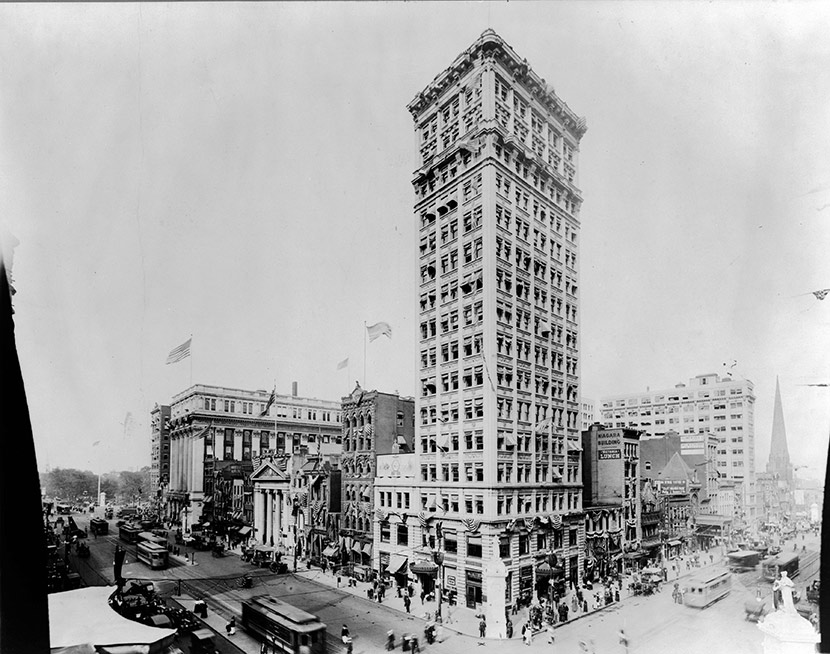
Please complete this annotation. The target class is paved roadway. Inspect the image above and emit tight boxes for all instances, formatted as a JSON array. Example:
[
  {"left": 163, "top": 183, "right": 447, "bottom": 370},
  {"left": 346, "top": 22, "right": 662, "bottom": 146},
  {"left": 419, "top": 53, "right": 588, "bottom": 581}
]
[{"left": 69, "top": 510, "right": 821, "bottom": 654}]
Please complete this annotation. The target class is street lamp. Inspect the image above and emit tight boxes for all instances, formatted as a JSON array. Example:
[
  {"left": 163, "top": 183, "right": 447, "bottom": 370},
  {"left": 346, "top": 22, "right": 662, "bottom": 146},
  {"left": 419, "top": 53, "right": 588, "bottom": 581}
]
[{"left": 433, "top": 550, "right": 445, "bottom": 620}]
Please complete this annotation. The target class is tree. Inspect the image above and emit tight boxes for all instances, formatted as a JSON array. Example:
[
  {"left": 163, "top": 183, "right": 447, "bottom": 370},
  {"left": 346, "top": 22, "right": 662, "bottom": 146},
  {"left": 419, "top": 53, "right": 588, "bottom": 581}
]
[{"left": 120, "top": 470, "right": 146, "bottom": 502}]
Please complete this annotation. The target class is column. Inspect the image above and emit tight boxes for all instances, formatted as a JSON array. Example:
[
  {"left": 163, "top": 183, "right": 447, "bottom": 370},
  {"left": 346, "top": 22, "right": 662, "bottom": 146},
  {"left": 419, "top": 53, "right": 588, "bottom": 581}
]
[
  {"left": 276, "top": 491, "right": 283, "bottom": 549},
  {"left": 266, "top": 491, "right": 274, "bottom": 546},
  {"left": 254, "top": 489, "right": 264, "bottom": 544}
]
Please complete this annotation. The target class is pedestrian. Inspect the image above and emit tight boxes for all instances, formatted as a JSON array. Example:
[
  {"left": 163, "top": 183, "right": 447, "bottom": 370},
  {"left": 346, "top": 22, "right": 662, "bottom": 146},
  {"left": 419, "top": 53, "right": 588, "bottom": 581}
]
[
  {"left": 479, "top": 617, "right": 486, "bottom": 638},
  {"left": 337, "top": 575, "right": 342, "bottom": 588},
  {"left": 404, "top": 595, "right": 411, "bottom": 613},
  {"left": 387, "top": 630, "right": 396, "bottom": 651},
  {"left": 582, "top": 599, "right": 588, "bottom": 613},
  {"left": 523, "top": 624, "right": 532, "bottom": 646},
  {"left": 226, "top": 617, "right": 236, "bottom": 636},
  {"left": 618, "top": 628, "right": 629, "bottom": 654},
  {"left": 410, "top": 635, "right": 420, "bottom": 654},
  {"left": 614, "top": 589, "right": 620, "bottom": 603},
  {"left": 420, "top": 589, "right": 426, "bottom": 605},
  {"left": 341, "top": 624, "right": 350, "bottom": 641},
  {"left": 547, "top": 623, "right": 556, "bottom": 645},
  {"left": 506, "top": 618, "right": 513, "bottom": 639}
]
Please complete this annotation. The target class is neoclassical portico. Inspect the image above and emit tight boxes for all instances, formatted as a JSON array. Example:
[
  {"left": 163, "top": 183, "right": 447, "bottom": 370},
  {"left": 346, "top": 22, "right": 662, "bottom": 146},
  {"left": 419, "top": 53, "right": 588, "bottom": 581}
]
[{"left": 251, "top": 460, "right": 291, "bottom": 549}]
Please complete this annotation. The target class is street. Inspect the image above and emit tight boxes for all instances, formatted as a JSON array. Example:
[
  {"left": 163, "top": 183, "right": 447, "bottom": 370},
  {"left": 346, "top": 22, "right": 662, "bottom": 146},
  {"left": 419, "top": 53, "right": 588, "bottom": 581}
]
[{"left": 65, "top": 510, "right": 822, "bottom": 654}]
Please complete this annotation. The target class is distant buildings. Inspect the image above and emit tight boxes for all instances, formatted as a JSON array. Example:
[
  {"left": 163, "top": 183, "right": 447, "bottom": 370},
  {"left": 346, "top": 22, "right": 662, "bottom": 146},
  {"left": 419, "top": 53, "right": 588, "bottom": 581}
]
[
  {"left": 149, "top": 403, "right": 171, "bottom": 494},
  {"left": 600, "top": 373, "right": 756, "bottom": 525},
  {"left": 758, "top": 378, "right": 795, "bottom": 527},
  {"left": 399, "top": 28, "right": 587, "bottom": 631}
]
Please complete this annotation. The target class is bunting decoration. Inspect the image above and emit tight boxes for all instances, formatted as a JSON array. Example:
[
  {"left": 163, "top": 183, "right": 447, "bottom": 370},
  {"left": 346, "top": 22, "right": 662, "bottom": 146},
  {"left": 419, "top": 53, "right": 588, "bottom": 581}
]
[
  {"left": 461, "top": 518, "right": 481, "bottom": 533},
  {"left": 418, "top": 510, "right": 430, "bottom": 529},
  {"left": 550, "top": 514, "right": 563, "bottom": 529},
  {"left": 523, "top": 517, "right": 535, "bottom": 531},
  {"left": 376, "top": 508, "right": 388, "bottom": 521}
]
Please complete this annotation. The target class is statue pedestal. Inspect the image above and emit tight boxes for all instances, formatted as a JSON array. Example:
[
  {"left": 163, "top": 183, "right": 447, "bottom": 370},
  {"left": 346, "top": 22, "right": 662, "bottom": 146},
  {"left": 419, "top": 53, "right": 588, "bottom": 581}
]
[
  {"left": 757, "top": 609, "right": 819, "bottom": 654},
  {"left": 483, "top": 559, "right": 508, "bottom": 639}
]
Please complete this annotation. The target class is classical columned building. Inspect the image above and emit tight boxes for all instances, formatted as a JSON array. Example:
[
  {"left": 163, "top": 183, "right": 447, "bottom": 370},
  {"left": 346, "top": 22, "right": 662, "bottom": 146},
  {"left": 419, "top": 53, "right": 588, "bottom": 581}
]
[
  {"left": 396, "top": 30, "right": 587, "bottom": 635},
  {"left": 250, "top": 458, "right": 290, "bottom": 549},
  {"left": 160, "top": 383, "right": 341, "bottom": 530}
]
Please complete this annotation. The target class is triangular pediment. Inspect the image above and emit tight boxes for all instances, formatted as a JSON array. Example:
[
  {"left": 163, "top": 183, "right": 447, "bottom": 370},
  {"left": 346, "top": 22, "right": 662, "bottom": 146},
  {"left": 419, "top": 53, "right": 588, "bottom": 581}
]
[{"left": 251, "top": 460, "right": 289, "bottom": 482}]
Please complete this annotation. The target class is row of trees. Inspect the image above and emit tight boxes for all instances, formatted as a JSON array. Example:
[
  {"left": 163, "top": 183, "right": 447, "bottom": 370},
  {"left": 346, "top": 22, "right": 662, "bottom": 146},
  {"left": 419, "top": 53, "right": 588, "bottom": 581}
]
[{"left": 40, "top": 467, "right": 152, "bottom": 504}]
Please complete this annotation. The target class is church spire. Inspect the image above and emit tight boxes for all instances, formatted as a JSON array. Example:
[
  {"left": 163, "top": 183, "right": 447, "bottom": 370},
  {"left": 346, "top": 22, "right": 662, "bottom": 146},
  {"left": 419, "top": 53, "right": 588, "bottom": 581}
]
[{"left": 766, "top": 376, "right": 792, "bottom": 482}]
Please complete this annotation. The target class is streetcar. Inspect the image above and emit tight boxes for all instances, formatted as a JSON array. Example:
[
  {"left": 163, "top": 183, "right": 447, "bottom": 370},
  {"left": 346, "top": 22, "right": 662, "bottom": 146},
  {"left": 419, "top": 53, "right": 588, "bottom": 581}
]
[
  {"left": 726, "top": 550, "right": 761, "bottom": 573},
  {"left": 136, "top": 541, "right": 169, "bottom": 570},
  {"left": 761, "top": 553, "right": 799, "bottom": 582},
  {"left": 241, "top": 594, "right": 327, "bottom": 654},
  {"left": 684, "top": 571, "right": 732, "bottom": 608},
  {"left": 138, "top": 531, "right": 167, "bottom": 546},
  {"left": 119, "top": 524, "right": 143, "bottom": 544},
  {"left": 89, "top": 517, "right": 109, "bottom": 536}
]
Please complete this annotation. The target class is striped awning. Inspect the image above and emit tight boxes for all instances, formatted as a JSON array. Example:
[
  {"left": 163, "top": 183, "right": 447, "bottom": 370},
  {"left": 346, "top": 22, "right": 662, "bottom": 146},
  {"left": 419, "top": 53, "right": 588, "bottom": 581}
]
[{"left": 385, "top": 554, "right": 408, "bottom": 574}]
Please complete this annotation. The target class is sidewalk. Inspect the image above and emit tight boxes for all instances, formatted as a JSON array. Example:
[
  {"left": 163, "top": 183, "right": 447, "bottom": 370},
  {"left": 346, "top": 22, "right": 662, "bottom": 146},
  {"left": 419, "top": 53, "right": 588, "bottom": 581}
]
[
  {"left": 178, "top": 593, "right": 261, "bottom": 652},
  {"left": 290, "top": 548, "right": 726, "bottom": 640}
]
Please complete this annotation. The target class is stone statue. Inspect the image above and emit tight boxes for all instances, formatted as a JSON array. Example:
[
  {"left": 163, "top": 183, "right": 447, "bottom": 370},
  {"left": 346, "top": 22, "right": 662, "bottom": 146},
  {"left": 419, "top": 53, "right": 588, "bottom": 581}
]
[{"left": 778, "top": 571, "right": 795, "bottom": 613}]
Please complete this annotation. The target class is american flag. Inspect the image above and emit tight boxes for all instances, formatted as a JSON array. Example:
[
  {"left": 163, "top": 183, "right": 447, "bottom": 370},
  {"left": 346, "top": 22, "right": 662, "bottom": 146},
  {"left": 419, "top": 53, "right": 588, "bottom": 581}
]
[{"left": 165, "top": 338, "right": 191, "bottom": 365}]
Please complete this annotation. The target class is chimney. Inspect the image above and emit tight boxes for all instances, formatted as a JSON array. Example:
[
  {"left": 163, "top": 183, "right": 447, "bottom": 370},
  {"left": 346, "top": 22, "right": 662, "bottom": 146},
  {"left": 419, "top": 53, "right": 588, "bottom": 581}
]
[{"left": 292, "top": 381, "right": 298, "bottom": 397}]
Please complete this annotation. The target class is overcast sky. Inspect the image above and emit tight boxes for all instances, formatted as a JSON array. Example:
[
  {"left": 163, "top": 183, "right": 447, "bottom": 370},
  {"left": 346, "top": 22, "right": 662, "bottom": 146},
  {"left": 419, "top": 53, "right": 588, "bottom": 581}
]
[{"left": 2, "top": 3, "right": 829, "bottom": 480}]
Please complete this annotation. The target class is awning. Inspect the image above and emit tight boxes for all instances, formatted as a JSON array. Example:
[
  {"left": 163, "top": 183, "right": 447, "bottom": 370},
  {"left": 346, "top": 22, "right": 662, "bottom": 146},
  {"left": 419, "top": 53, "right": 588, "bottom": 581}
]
[
  {"left": 322, "top": 545, "right": 338, "bottom": 557},
  {"left": 504, "top": 433, "right": 517, "bottom": 447},
  {"left": 363, "top": 543, "right": 373, "bottom": 557},
  {"left": 202, "top": 496, "right": 213, "bottom": 504},
  {"left": 437, "top": 433, "right": 451, "bottom": 449},
  {"left": 668, "top": 540, "right": 682, "bottom": 547},
  {"left": 410, "top": 561, "right": 439, "bottom": 576},
  {"left": 352, "top": 541, "right": 364, "bottom": 554},
  {"left": 623, "top": 551, "right": 646, "bottom": 559},
  {"left": 237, "top": 526, "right": 252, "bottom": 536},
  {"left": 395, "top": 435, "right": 408, "bottom": 446},
  {"left": 386, "top": 554, "right": 408, "bottom": 574}
]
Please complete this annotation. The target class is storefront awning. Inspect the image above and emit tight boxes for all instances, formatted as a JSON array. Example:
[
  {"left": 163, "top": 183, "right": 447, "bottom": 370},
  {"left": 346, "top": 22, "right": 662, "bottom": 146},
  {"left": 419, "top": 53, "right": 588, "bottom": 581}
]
[
  {"left": 237, "top": 526, "right": 252, "bottom": 536},
  {"left": 202, "top": 495, "right": 213, "bottom": 504},
  {"left": 410, "top": 561, "right": 439, "bottom": 576},
  {"left": 668, "top": 540, "right": 682, "bottom": 547},
  {"left": 322, "top": 545, "right": 338, "bottom": 557},
  {"left": 352, "top": 541, "right": 364, "bottom": 554},
  {"left": 363, "top": 543, "right": 373, "bottom": 557},
  {"left": 386, "top": 554, "right": 408, "bottom": 574},
  {"left": 623, "top": 551, "right": 646, "bottom": 559}
]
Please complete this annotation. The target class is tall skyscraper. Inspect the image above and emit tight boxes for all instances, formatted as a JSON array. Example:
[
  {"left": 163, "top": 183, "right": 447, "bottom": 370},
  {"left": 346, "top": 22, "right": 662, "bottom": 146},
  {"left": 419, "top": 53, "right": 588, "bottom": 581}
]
[
  {"left": 600, "top": 373, "right": 756, "bottom": 522},
  {"left": 406, "top": 30, "right": 587, "bottom": 628}
]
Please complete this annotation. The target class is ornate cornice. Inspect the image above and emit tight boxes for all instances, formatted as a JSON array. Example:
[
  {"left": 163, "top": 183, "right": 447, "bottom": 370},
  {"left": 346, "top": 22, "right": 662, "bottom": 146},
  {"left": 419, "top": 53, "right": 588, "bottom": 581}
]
[{"left": 407, "top": 29, "right": 586, "bottom": 140}]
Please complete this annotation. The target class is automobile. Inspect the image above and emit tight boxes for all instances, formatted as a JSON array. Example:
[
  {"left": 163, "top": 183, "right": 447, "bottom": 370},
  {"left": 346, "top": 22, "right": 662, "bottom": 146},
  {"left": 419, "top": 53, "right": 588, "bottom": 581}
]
[{"left": 806, "top": 580, "right": 820, "bottom": 603}]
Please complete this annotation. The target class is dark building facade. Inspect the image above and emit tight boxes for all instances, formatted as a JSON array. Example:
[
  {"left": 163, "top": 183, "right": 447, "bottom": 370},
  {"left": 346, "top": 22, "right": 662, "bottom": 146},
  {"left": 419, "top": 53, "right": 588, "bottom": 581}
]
[{"left": 340, "top": 384, "right": 415, "bottom": 572}]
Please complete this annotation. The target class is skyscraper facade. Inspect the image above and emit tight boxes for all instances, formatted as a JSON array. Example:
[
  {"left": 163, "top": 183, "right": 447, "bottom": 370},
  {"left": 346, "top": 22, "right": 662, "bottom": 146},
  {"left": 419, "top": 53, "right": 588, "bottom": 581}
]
[
  {"left": 600, "top": 373, "right": 756, "bottom": 523},
  {"left": 404, "top": 30, "right": 587, "bottom": 625}
]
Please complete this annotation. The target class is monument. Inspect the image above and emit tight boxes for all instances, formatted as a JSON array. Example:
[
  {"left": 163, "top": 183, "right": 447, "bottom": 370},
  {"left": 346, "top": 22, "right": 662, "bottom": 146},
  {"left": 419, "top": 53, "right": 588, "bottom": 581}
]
[{"left": 757, "top": 571, "right": 820, "bottom": 654}]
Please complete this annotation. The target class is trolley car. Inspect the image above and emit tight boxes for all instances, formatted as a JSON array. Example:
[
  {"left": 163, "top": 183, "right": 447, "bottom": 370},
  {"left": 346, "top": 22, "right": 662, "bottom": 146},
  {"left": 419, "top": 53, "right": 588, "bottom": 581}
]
[
  {"left": 761, "top": 553, "right": 799, "bottom": 582},
  {"left": 119, "top": 524, "right": 143, "bottom": 544},
  {"left": 136, "top": 541, "right": 169, "bottom": 570},
  {"left": 241, "top": 594, "right": 327, "bottom": 654},
  {"left": 726, "top": 550, "right": 761, "bottom": 573},
  {"left": 684, "top": 571, "right": 732, "bottom": 608}
]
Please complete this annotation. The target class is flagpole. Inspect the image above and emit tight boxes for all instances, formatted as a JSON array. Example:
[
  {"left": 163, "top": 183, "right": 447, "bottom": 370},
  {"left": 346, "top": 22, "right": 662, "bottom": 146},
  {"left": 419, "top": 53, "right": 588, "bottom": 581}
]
[
  {"left": 189, "top": 333, "right": 193, "bottom": 386},
  {"left": 273, "top": 379, "right": 278, "bottom": 455},
  {"left": 363, "top": 321, "right": 367, "bottom": 388}
]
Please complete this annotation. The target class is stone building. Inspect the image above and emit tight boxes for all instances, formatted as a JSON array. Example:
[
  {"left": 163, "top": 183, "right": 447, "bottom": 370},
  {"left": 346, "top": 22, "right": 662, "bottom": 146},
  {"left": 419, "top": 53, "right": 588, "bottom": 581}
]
[
  {"left": 161, "top": 383, "right": 341, "bottom": 532},
  {"left": 396, "top": 29, "right": 588, "bottom": 633},
  {"left": 340, "top": 384, "right": 415, "bottom": 576}
]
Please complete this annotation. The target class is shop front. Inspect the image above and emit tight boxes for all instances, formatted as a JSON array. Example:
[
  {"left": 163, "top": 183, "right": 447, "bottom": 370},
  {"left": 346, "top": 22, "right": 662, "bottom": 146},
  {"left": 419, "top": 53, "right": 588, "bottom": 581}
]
[{"left": 465, "top": 569, "right": 482, "bottom": 609}]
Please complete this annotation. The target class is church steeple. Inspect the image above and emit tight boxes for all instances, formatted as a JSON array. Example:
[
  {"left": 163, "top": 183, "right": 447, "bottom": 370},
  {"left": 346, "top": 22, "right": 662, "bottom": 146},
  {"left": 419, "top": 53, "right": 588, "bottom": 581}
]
[{"left": 766, "top": 377, "right": 792, "bottom": 482}]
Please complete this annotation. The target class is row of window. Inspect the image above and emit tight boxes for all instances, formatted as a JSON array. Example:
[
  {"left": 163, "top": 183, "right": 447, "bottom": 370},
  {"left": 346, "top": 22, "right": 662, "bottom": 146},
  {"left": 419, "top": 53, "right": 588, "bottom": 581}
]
[{"left": 202, "top": 397, "right": 340, "bottom": 422}]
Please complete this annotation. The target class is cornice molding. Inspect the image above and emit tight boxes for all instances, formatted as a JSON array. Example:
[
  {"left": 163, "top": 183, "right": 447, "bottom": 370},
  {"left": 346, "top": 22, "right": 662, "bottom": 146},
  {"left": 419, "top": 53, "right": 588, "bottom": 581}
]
[{"left": 407, "top": 29, "right": 586, "bottom": 140}]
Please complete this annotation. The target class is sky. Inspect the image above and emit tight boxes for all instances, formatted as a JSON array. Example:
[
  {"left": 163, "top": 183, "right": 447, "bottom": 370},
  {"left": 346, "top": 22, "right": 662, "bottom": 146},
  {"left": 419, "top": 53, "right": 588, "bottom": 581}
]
[{"left": 1, "top": 2, "right": 829, "bottom": 480}]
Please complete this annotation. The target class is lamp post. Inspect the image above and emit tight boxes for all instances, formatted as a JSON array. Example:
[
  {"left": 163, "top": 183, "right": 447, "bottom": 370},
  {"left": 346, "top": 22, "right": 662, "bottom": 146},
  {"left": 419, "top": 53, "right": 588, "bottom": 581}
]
[{"left": 433, "top": 550, "right": 445, "bottom": 620}]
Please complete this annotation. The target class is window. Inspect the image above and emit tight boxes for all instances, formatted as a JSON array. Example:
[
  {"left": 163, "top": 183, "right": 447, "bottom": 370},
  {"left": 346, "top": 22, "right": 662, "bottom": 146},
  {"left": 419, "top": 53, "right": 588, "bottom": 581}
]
[
  {"left": 380, "top": 523, "right": 390, "bottom": 543},
  {"left": 444, "top": 531, "right": 458, "bottom": 554},
  {"left": 396, "top": 524, "right": 408, "bottom": 546},
  {"left": 467, "top": 533, "right": 482, "bottom": 558},
  {"left": 518, "top": 534, "right": 529, "bottom": 555},
  {"left": 499, "top": 535, "right": 511, "bottom": 558},
  {"left": 242, "top": 430, "right": 252, "bottom": 461},
  {"left": 223, "top": 428, "right": 234, "bottom": 459}
]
